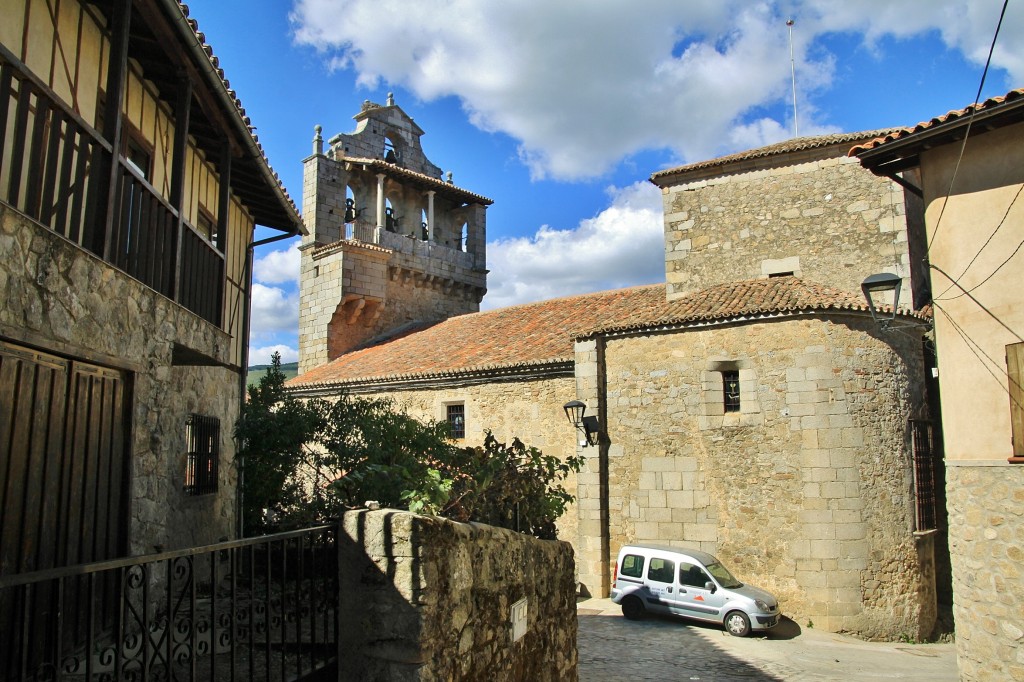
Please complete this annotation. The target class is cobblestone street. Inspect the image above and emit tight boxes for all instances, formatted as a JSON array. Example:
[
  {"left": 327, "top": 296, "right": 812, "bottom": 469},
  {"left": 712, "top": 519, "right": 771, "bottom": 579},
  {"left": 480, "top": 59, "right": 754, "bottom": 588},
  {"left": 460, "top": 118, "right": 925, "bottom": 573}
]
[{"left": 577, "top": 599, "right": 958, "bottom": 681}]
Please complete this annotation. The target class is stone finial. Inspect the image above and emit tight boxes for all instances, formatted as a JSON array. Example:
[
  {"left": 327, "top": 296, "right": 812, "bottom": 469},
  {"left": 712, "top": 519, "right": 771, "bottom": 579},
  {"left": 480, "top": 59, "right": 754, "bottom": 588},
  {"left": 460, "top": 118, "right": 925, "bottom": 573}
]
[
  {"left": 386, "top": 92, "right": 395, "bottom": 107},
  {"left": 313, "top": 124, "right": 323, "bottom": 155},
  {"left": 446, "top": 171, "right": 453, "bottom": 184}
]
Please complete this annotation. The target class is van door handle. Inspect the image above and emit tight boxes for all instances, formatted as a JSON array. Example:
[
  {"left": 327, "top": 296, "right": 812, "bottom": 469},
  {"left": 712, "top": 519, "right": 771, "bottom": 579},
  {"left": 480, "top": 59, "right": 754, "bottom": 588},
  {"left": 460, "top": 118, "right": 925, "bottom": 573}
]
[{"left": 666, "top": 587, "right": 672, "bottom": 593}]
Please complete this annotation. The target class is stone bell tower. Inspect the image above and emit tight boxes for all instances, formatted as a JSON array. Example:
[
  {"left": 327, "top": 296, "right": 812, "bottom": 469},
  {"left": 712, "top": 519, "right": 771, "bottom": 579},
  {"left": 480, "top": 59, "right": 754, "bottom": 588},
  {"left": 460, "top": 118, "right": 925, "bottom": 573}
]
[{"left": 298, "top": 94, "right": 491, "bottom": 374}]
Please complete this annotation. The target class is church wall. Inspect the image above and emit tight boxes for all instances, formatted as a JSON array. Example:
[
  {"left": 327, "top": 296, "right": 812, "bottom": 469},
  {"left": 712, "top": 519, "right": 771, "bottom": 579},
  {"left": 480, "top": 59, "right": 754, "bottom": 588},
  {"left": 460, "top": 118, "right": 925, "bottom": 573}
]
[
  {"left": 343, "top": 375, "right": 581, "bottom": 549},
  {"left": 575, "top": 315, "right": 936, "bottom": 639},
  {"left": 661, "top": 153, "right": 913, "bottom": 304}
]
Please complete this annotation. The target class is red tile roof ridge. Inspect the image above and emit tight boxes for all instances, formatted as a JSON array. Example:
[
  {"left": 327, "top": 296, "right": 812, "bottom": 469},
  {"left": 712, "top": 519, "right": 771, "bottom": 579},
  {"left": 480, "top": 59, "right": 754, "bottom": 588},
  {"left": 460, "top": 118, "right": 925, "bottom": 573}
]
[
  {"left": 849, "top": 88, "right": 1024, "bottom": 156},
  {"left": 288, "top": 278, "right": 928, "bottom": 390},
  {"left": 340, "top": 156, "right": 493, "bottom": 205},
  {"left": 574, "top": 276, "right": 928, "bottom": 338},
  {"left": 651, "top": 129, "right": 902, "bottom": 182}
]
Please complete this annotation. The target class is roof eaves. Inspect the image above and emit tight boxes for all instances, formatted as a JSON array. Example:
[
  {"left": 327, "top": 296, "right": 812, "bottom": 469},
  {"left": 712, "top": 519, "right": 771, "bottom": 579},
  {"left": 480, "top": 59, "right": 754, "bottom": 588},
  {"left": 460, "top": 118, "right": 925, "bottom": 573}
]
[
  {"left": 343, "top": 157, "right": 493, "bottom": 205},
  {"left": 171, "top": 2, "right": 304, "bottom": 234},
  {"left": 287, "top": 357, "right": 573, "bottom": 394},
  {"left": 651, "top": 130, "right": 901, "bottom": 186},
  {"left": 851, "top": 88, "right": 1024, "bottom": 166}
]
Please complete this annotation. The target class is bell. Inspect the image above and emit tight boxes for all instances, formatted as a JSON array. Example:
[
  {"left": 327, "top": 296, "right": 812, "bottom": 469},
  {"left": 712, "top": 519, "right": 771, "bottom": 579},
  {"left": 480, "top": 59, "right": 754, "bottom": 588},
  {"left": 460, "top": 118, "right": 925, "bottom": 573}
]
[{"left": 344, "top": 198, "right": 357, "bottom": 223}]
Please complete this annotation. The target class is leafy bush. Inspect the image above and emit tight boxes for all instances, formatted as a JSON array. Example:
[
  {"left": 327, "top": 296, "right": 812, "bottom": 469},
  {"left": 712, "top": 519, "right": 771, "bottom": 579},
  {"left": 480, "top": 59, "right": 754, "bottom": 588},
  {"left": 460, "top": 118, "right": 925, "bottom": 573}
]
[{"left": 235, "top": 353, "right": 582, "bottom": 539}]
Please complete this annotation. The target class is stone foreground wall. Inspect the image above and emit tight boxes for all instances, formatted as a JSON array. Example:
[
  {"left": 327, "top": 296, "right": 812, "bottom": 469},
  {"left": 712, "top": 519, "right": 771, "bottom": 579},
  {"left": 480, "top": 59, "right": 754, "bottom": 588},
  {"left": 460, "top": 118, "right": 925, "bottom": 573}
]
[
  {"left": 338, "top": 510, "right": 578, "bottom": 682},
  {"left": 0, "top": 205, "right": 238, "bottom": 555},
  {"left": 946, "top": 464, "right": 1024, "bottom": 681}
]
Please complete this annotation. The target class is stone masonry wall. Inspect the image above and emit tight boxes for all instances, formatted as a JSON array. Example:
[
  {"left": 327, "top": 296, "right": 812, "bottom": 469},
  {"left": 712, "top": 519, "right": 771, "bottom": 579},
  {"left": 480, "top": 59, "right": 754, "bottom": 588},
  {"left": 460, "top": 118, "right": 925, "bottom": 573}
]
[
  {"left": 661, "top": 152, "right": 912, "bottom": 304},
  {"left": 946, "top": 463, "right": 1024, "bottom": 681},
  {"left": 346, "top": 376, "right": 581, "bottom": 547},
  {"left": 337, "top": 510, "right": 578, "bottom": 682},
  {"left": 299, "top": 150, "right": 485, "bottom": 373},
  {"left": 574, "top": 315, "right": 935, "bottom": 639},
  {"left": 0, "top": 204, "right": 239, "bottom": 555}
]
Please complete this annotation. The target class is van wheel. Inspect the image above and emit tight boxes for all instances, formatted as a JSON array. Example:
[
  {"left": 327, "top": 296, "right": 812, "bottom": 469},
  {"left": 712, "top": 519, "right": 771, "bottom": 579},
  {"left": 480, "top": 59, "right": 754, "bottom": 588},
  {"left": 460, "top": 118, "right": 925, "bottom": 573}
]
[
  {"left": 725, "top": 610, "right": 751, "bottom": 637},
  {"left": 621, "top": 596, "right": 645, "bottom": 621}
]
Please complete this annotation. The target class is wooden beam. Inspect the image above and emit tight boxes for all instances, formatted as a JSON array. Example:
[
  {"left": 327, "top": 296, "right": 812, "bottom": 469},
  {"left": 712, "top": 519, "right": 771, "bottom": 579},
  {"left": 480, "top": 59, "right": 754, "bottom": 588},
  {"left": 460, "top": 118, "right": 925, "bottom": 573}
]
[
  {"left": 99, "top": 0, "right": 131, "bottom": 263},
  {"left": 169, "top": 70, "right": 191, "bottom": 209},
  {"left": 217, "top": 140, "right": 231, "bottom": 253}
]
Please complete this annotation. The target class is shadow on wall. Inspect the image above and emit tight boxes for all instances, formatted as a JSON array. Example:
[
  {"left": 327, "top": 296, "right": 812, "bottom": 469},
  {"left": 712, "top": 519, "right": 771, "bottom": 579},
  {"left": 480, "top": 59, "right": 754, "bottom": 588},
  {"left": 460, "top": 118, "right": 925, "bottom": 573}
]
[{"left": 337, "top": 509, "right": 578, "bottom": 682}]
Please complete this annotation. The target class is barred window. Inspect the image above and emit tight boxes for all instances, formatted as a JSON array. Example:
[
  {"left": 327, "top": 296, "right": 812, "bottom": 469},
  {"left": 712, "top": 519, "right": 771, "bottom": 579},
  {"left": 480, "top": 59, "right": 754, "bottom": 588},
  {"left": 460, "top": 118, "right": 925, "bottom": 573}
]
[
  {"left": 723, "top": 370, "right": 741, "bottom": 413},
  {"left": 447, "top": 404, "right": 465, "bottom": 440},
  {"left": 911, "top": 419, "right": 937, "bottom": 531},
  {"left": 184, "top": 414, "right": 219, "bottom": 495}
]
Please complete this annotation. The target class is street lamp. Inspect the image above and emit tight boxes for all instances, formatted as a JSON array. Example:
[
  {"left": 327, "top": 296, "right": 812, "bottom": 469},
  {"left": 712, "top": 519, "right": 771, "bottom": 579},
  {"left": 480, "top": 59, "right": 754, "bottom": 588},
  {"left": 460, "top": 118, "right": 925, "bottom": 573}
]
[
  {"left": 563, "top": 400, "right": 600, "bottom": 447},
  {"left": 861, "top": 272, "right": 903, "bottom": 329}
]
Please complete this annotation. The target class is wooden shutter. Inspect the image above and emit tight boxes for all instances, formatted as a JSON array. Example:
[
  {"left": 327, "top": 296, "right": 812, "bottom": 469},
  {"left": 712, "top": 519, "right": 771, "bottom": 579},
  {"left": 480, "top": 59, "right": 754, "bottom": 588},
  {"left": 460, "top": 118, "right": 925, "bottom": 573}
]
[
  {"left": 0, "top": 341, "right": 129, "bottom": 575},
  {"left": 1009, "top": 342, "right": 1024, "bottom": 458}
]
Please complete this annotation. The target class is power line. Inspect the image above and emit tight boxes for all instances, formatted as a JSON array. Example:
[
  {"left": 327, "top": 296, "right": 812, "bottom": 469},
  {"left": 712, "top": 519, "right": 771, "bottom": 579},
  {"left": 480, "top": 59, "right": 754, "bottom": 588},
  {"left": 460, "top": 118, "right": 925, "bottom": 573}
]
[
  {"left": 932, "top": 300, "right": 1023, "bottom": 410},
  {"left": 925, "top": 0, "right": 1010, "bottom": 252},
  {"left": 930, "top": 263, "right": 1024, "bottom": 343},
  {"left": 935, "top": 183, "right": 1024, "bottom": 300}
]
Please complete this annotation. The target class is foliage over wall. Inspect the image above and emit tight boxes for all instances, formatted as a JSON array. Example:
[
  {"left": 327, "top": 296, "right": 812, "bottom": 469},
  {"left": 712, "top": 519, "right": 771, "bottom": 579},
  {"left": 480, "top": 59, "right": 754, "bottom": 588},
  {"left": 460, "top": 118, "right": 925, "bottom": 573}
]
[{"left": 236, "top": 354, "right": 582, "bottom": 538}]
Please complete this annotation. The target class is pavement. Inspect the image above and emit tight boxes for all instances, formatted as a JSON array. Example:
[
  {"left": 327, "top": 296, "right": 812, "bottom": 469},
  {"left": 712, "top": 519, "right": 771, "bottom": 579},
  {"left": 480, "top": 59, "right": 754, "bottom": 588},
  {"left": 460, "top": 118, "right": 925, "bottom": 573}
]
[{"left": 576, "top": 598, "right": 959, "bottom": 681}]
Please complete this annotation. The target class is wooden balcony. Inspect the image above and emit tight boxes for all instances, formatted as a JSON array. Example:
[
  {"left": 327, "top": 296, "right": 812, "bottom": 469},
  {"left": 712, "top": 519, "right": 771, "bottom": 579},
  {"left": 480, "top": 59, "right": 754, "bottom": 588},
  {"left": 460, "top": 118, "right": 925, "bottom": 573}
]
[{"left": 0, "top": 47, "right": 224, "bottom": 327}]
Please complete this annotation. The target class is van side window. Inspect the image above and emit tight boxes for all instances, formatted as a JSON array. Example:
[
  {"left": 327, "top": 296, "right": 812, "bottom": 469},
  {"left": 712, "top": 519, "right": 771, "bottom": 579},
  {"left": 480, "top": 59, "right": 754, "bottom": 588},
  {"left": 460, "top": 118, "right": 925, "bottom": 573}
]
[
  {"left": 621, "top": 554, "right": 645, "bottom": 579},
  {"left": 679, "top": 562, "right": 710, "bottom": 587},
  {"left": 648, "top": 558, "right": 676, "bottom": 583}
]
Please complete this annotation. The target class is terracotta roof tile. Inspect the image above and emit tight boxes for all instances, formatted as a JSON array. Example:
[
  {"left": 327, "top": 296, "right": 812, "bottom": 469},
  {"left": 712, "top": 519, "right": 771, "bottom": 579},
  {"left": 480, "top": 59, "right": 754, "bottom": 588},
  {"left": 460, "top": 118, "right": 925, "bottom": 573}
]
[
  {"left": 176, "top": 3, "right": 301, "bottom": 227},
  {"left": 849, "top": 88, "right": 1024, "bottom": 155},
  {"left": 343, "top": 157, "right": 493, "bottom": 205},
  {"left": 288, "top": 277, "right": 921, "bottom": 390},
  {"left": 577, "top": 277, "right": 887, "bottom": 337},
  {"left": 288, "top": 285, "right": 668, "bottom": 388},
  {"left": 650, "top": 130, "right": 901, "bottom": 184}
]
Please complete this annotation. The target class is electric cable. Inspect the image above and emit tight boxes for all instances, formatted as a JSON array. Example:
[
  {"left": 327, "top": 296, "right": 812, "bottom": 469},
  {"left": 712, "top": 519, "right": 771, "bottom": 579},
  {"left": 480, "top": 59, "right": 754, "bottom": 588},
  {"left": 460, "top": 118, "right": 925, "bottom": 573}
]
[
  {"left": 925, "top": 0, "right": 1009, "bottom": 253},
  {"left": 934, "top": 180, "right": 1023, "bottom": 300},
  {"left": 932, "top": 300, "right": 1021, "bottom": 409}
]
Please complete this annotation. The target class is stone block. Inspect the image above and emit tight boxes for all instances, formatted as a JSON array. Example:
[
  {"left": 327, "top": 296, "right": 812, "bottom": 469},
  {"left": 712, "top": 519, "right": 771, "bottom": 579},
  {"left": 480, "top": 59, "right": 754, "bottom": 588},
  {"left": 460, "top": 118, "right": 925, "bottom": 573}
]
[{"left": 666, "top": 489, "right": 695, "bottom": 508}]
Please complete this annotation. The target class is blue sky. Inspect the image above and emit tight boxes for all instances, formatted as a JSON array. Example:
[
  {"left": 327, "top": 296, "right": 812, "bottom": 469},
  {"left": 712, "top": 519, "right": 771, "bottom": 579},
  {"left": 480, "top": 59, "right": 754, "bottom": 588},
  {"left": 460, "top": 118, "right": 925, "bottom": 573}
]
[{"left": 182, "top": 1, "right": 1023, "bottom": 366}]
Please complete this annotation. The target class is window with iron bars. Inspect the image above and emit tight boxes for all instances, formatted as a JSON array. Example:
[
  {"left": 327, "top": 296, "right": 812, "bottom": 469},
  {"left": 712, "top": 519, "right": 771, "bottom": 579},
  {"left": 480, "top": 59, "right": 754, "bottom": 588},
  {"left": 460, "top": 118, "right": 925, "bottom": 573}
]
[
  {"left": 184, "top": 414, "right": 219, "bottom": 495},
  {"left": 910, "top": 419, "right": 937, "bottom": 531},
  {"left": 723, "top": 370, "right": 741, "bottom": 413},
  {"left": 447, "top": 404, "right": 465, "bottom": 440}
]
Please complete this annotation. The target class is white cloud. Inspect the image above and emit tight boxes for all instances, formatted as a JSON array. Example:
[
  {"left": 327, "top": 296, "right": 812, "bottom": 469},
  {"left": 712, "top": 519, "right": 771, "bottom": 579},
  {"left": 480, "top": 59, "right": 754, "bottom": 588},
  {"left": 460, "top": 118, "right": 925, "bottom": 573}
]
[
  {"left": 249, "top": 344, "right": 299, "bottom": 367},
  {"left": 254, "top": 240, "right": 300, "bottom": 285},
  {"left": 482, "top": 181, "right": 664, "bottom": 310},
  {"left": 250, "top": 282, "right": 299, "bottom": 335},
  {"left": 290, "top": 0, "right": 1022, "bottom": 181}
]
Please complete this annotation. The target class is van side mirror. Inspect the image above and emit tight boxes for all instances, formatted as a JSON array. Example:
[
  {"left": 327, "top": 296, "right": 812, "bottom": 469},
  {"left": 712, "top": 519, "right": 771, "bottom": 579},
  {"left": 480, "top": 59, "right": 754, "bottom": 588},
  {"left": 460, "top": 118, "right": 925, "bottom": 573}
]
[{"left": 705, "top": 581, "right": 716, "bottom": 593}]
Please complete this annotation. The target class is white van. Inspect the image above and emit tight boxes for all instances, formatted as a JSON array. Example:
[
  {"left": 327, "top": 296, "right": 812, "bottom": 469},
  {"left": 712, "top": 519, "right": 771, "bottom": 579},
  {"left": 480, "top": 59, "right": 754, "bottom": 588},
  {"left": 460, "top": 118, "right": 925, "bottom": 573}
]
[{"left": 610, "top": 544, "right": 781, "bottom": 637}]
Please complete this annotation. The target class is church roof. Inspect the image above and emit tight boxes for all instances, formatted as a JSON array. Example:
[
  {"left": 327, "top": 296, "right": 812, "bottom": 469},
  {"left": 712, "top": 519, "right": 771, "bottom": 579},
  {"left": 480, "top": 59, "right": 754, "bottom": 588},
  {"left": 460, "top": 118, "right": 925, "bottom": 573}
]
[
  {"left": 287, "top": 284, "right": 668, "bottom": 389},
  {"left": 650, "top": 129, "right": 900, "bottom": 186},
  {"left": 288, "top": 277, "right": 921, "bottom": 391}
]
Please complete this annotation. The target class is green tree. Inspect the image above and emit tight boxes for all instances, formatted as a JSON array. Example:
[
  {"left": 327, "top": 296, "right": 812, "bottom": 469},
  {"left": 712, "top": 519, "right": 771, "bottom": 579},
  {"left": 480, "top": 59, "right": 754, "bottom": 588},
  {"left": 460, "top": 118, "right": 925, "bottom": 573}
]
[{"left": 235, "top": 356, "right": 583, "bottom": 539}]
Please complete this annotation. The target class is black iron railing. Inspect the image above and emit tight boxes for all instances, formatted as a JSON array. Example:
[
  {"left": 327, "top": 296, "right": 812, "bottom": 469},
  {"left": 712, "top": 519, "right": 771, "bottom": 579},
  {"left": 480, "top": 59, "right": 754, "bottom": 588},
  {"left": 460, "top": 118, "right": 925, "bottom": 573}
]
[
  {"left": 0, "top": 46, "right": 224, "bottom": 327},
  {"left": 0, "top": 525, "right": 338, "bottom": 681}
]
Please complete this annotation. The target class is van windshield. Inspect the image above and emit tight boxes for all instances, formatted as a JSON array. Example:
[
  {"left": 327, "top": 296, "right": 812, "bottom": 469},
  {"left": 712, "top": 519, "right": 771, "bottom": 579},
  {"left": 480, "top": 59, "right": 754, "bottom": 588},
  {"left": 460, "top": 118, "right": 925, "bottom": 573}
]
[{"left": 706, "top": 562, "right": 742, "bottom": 589}]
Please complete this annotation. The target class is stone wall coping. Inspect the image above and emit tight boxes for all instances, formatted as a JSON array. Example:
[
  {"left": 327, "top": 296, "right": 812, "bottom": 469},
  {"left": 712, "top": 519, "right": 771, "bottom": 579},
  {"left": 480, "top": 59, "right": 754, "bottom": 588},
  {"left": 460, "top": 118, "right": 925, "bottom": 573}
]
[{"left": 288, "top": 359, "right": 573, "bottom": 396}]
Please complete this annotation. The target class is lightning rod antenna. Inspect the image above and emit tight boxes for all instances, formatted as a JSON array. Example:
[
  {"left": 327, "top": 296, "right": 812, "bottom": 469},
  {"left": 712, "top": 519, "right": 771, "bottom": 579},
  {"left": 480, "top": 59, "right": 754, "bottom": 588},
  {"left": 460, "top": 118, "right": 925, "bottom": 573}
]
[{"left": 787, "top": 19, "right": 799, "bottom": 137}]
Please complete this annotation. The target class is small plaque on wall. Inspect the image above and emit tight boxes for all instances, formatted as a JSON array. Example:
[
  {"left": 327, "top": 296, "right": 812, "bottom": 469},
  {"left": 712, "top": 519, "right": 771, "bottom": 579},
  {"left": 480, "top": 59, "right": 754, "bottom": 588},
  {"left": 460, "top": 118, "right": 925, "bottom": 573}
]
[{"left": 511, "top": 597, "right": 528, "bottom": 642}]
